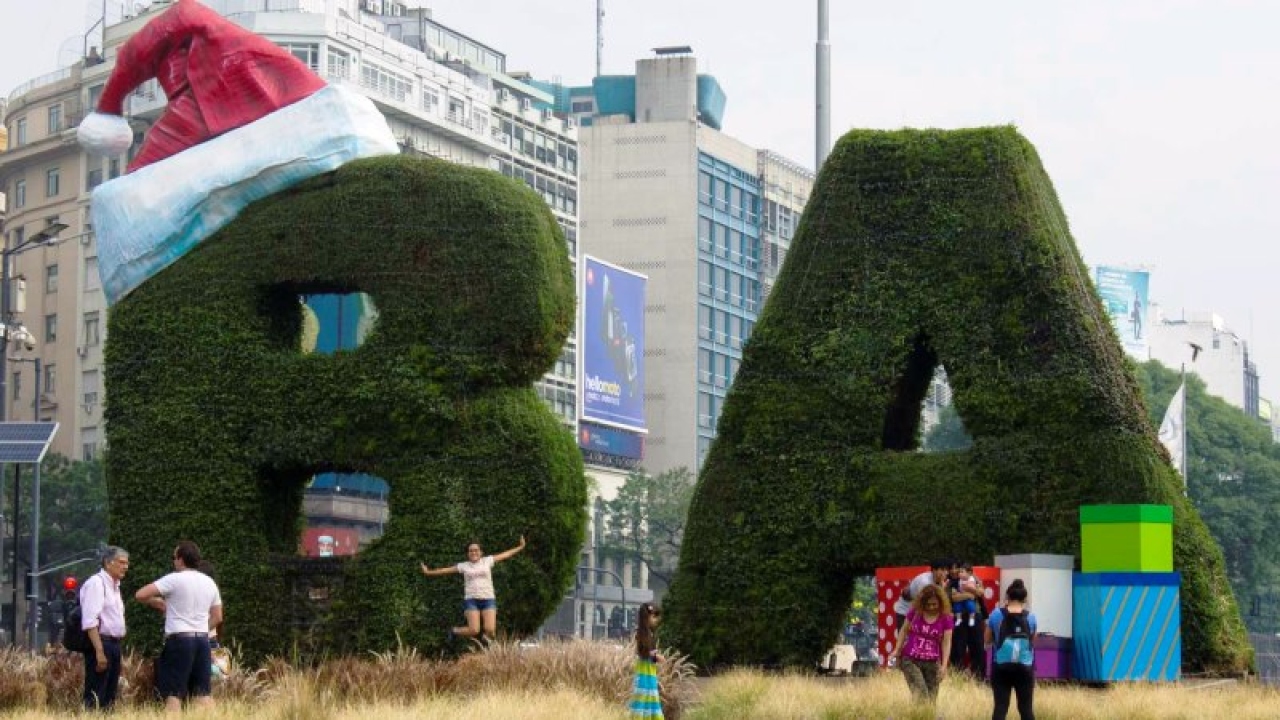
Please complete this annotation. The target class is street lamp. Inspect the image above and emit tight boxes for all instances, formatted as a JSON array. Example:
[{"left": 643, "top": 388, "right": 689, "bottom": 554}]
[
  {"left": 0, "top": 221, "right": 66, "bottom": 422},
  {"left": 7, "top": 355, "right": 41, "bottom": 649}
]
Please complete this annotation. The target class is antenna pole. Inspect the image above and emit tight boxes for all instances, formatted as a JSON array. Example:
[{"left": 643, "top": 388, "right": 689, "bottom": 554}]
[
  {"left": 816, "top": 0, "right": 831, "bottom": 170},
  {"left": 596, "top": 0, "right": 604, "bottom": 77}
]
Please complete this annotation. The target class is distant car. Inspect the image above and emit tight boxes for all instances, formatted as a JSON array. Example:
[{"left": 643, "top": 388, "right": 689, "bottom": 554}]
[{"left": 817, "top": 642, "right": 859, "bottom": 675}]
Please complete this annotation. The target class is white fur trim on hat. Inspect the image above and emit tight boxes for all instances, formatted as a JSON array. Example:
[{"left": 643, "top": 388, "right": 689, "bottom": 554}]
[{"left": 77, "top": 112, "right": 134, "bottom": 156}]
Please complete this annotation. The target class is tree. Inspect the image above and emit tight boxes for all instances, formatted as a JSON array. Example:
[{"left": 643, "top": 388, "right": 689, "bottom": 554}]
[
  {"left": 1133, "top": 360, "right": 1280, "bottom": 633},
  {"left": 3, "top": 455, "right": 107, "bottom": 598},
  {"left": 600, "top": 467, "right": 696, "bottom": 591},
  {"left": 38, "top": 455, "right": 108, "bottom": 578}
]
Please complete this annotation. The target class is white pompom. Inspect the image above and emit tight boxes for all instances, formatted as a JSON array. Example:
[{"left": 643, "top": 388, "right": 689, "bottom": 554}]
[{"left": 77, "top": 112, "right": 134, "bottom": 156}]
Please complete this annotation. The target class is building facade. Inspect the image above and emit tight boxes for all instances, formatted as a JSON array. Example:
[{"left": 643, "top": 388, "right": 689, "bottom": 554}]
[
  {"left": 569, "top": 51, "right": 811, "bottom": 473},
  {"left": 1148, "top": 306, "right": 1260, "bottom": 415}
]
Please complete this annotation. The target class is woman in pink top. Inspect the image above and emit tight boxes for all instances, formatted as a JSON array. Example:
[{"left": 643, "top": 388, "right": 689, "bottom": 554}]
[
  {"left": 887, "top": 583, "right": 953, "bottom": 703},
  {"left": 421, "top": 535, "right": 526, "bottom": 644}
]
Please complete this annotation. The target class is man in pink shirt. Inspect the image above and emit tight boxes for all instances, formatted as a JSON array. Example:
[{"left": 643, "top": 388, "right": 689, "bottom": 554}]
[{"left": 80, "top": 546, "right": 130, "bottom": 710}]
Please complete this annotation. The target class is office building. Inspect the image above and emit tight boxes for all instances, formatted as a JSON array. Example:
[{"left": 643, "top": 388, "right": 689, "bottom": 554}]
[{"left": 565, "top": 49, "right": 812, "bottom": 473}]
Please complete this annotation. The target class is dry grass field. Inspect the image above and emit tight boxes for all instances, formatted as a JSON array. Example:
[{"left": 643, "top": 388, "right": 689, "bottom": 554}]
[{"left": 2, "top": 642, "right": 1275, "bottom": 719}]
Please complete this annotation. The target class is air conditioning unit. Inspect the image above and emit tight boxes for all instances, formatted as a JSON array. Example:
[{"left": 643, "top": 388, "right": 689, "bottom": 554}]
[
  {"left": 40, "top": 392, "right": 58, "bottom": 406},
  {"left": 76, "top": 345, "right": 88, "bottom": 357},
  {"left": 82, "top": 401, "right": 96, "bottom": 415}
]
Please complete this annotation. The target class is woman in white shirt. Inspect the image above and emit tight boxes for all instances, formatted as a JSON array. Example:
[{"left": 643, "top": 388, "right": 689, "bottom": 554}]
[{"left": 421, "top": 535, "right": 526, "bottom": 644}]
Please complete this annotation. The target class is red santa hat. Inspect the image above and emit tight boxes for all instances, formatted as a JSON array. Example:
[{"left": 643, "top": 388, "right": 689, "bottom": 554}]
[{"left": 78, "top": 0, "right": 327, "bottom": 169}]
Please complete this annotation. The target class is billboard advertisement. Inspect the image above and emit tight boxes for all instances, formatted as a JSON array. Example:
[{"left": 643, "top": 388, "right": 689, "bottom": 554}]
[
  {"left": 578, "top": 421, "right": 645, "bottom": 460},
  {"left": 1095, "top": 266, "right": 1150, "bottom": 359},
  {"left": 581, "top": 256, "right": 646, "bottom": 432}
]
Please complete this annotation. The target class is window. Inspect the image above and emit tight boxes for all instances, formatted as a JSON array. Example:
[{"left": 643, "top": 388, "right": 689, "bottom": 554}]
[
  {"left": 45, "top": 264, "right": 58, "bottom": 293},
  {"left": 698, "top": 217, "right": 712, "bottom": 252},
  {"left": 422, "top": 87, "right": 440, "bottom": 114},
  {"left": 88, "top": 84, "right": 104, "bottom": 111},
  {"left": 82, "top": 370, "right": 100, "bottom": 406},
  {"left": 108, "top": 158, "right": 120, "bottom": 179},
  {"left": 84, "top": 312, "right": 101, "bottom": 346},
  {"left": 13, "top": 179, "right": 25, "bottom": 208},
  {"left": 327, "top": 48, "right": 351, "bottom": 80},
  {"left": 87, "top": 166, "right": 104, "bottom": 191},
  {"left": 48, "top": 104, "right": 62, "bottom": 133},
  {"left": 359, "top": 62, "right": 412, "bottom": 102},
  {"left": 699, "top": 348, "right": 713, "bottom": 384},
  {"left": 82, "top": 426, "right": 99, "bottom": 461},
  {"left": 45, "top": 314, "right": 58, "bottom": 342},
  {"left": 698, "top": 261, "right": 711, "bottom": 297},
  {"left": 698, "top": 305, "right": 712, "bottom": 340},
  {"left": 43, "top": 364, "right": 56, "bottom": 395},
  {"left": 280, "top": 43, "right": 319, "bottom": 72},
  {"left": 14, "top": 117, "right": 26, "bottom": 146},
  {"left": 12, "top": 227, "right": 23, "bottom": 247},
  {"left": 85, "top": 257, "right": 101, "bottom": 291},
  {"left": 571, "top": 99, "right": 593, "bottom": 113},
  {"left": 46, "top": 167, "right": 60, "bottom": 198},
  {"left": 11, "top": 372, "right": 19, "bottom": 401},
  {"left": 698, "top": 172, "right": 711, "bottom": 203}
]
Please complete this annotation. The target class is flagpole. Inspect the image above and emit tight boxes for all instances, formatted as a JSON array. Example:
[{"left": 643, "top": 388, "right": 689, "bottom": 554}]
[{"left": 1180, "top": 362, "right": 1187, "bottom": 488}]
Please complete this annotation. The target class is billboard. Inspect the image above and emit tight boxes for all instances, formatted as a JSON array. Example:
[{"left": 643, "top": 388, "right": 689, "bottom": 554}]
[
  {"left": 578, "top": 421, "right": 644, "bottom": 460},
  {"left": 581, "top": 256, "right": 646, "bottom": 432},
  {"left": 300, "top": 527, "right": 360, "bottom": 557},
  {"left": 1094, "top": 266, "right": 1150, "bottom": 359}
]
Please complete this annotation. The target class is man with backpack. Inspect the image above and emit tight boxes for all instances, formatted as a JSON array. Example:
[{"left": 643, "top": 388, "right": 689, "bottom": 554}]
[
  {"left": 76, "top": 547, "right": 131, "bottom": 710},
  {"left": 985, "top": 578, "right": 1037, "bottom": 720}
]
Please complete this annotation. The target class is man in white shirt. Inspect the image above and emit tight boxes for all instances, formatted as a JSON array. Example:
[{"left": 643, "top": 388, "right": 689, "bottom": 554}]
[
  {"left": 892, "top": 559, "right": 951, "bottom": 646},
  {"left": 136, "top": 540, "right": 223, "bottom": 712},
  {"left": 80, "top": 546, "right": 130, "bottom": 710}
]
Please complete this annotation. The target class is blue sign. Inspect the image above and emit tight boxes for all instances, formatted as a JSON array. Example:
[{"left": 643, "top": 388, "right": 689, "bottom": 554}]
[
  {"left": 581, "top": 256, "right": 646, "bottom": 432},
  {"left": 578, "top": 421, "right": 645, "bottom": 460},
  {"left": 1094, "top": 266, "right": 1150, "bottom": 359}
]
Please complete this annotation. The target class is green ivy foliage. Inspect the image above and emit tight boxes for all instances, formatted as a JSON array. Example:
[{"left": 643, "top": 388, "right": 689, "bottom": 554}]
[
  {"left": 664, "top": 127, "right": 1251, "bottom": 674},
  {"left": 104, "top": 155, "right": 586, "bottom": 661}
]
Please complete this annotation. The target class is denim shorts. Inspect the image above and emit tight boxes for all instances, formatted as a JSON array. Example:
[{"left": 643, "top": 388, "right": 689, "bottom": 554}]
[{"left": 464, "top": 597, "right": 497, "bottom": 612}]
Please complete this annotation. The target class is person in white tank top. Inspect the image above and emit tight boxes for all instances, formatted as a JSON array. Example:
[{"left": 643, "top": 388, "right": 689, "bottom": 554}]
[{"left": 421, "top": 535, "right": 526, "bottom": 645}]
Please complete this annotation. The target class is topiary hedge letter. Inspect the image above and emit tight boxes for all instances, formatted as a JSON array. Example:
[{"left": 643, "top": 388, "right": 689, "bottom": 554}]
[
  {"left": 105, "top": 156, "right": 586, "bottom": 660},
  {"left": 664, "top": 127, "right": 1251, "bottom": 674}
]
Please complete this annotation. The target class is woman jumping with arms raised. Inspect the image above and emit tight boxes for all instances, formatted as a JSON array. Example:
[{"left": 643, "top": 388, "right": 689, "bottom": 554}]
[{"left": 420, "top": 535, "right": 526, "bottom": 644}]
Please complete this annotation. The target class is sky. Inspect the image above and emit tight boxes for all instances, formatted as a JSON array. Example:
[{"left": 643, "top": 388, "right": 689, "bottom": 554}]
[{"left": 2, "top": 0, "right": 1277, "bottom": 401}]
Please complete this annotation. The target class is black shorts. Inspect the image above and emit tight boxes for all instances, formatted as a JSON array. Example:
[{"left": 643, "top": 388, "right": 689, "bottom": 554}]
[{"left": 156, "top": 634, "right": 212, "bottom": 699}]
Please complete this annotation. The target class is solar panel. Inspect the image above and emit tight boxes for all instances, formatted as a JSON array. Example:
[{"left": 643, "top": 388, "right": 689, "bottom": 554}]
[{"left": 0, "top": 422, "right": 59, "bottom": 463}]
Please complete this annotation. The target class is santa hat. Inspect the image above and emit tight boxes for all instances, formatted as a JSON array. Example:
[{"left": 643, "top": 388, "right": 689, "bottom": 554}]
[
  {"left": 77, "top": 0, "right": 398, "bottom": 303},
  {"left": 79, "top": 0, "right": 329, "bottom": 168}
]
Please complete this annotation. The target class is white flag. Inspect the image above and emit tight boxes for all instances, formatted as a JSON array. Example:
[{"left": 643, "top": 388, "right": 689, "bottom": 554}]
[{"left": 1158, "top": 382, "right": 1185, "bottom": 475}]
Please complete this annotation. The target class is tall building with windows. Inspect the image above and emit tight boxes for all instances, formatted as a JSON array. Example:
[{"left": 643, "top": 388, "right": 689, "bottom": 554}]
[
  {"left": 566, "top": 50, "right": 812, "bottom": 473},
  {"left": 1149, "top": 305, "right": 1261, "bottom": 415}
]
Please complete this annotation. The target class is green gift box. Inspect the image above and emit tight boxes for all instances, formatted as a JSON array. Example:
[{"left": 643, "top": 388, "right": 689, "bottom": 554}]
[{"left": 1079, "top": 505, "right": 1173, "bottom": 573}]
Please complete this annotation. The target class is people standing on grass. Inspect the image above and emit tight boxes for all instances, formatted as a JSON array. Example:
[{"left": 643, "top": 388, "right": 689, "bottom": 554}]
[
  {"left": 888, "top": 583, "right": 953, "bottom": 704},
  {"left": 987, "top": 579, "right": 1037, "bottom": 720},
  {"left": 420, "top": 535, "right": 526, "bottom": 644},
  {"left": 135, "top": 540, "right": 224, "bottom": 713},
  {"left": 630, "top": 602, "right": 664, "bottom": 719},
  {"left": 79, "top": 546, "right": 130, "bottom": 711}
]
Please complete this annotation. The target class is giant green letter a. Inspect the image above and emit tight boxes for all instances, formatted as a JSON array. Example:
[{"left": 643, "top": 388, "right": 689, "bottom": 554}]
[{"left": 664, "top": 127, "right": 1250, "bottom": 673}]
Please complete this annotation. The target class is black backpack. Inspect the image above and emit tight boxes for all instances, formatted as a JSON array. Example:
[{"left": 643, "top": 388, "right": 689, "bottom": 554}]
[{"left": 61, "top": 579, "right": 97, "bottom": 653}]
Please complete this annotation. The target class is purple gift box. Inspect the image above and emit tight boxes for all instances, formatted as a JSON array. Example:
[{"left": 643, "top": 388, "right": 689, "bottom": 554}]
[{"left": 985, "top": 635, "right": 1072, "bottom": 680}]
